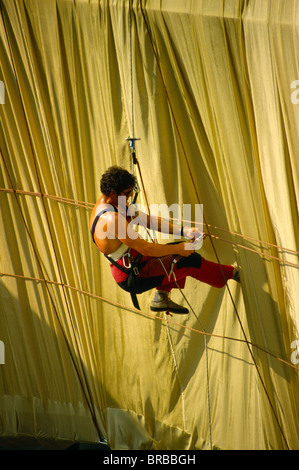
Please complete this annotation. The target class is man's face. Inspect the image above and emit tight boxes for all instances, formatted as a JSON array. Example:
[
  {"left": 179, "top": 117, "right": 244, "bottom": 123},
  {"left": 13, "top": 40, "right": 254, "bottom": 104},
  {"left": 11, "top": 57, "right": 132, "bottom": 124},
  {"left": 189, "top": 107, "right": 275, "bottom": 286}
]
[
  {"left": 115, "top": 187, "right": 133, "bottom": 209},
  {"left": 121, "top": 188, "right": 134, "bottom": 199}
]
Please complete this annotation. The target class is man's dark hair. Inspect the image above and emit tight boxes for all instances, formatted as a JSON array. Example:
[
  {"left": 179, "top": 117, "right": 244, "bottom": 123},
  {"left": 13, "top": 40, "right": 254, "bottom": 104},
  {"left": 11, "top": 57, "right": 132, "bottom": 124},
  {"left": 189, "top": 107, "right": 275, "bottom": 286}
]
[{"left": 100, "top": 166, "right": 137, "bottom": 196}]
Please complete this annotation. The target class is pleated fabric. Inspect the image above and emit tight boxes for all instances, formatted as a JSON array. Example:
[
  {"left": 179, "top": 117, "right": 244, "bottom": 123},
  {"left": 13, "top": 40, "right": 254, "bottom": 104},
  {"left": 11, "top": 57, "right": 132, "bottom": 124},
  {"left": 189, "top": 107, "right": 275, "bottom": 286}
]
[{"left": 0, "top": 0, "right": 298, "bottom": 449}]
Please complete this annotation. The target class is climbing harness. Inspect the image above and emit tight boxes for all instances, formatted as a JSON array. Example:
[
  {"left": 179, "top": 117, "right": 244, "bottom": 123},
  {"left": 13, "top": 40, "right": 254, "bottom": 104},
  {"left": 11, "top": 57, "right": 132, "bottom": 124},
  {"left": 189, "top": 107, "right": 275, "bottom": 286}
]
[
  {"left": 104, "top": 252, "right": 144, "bottom": 310},
  {"left": 90, "top": 206, "right": 144, "bottom": 310}
]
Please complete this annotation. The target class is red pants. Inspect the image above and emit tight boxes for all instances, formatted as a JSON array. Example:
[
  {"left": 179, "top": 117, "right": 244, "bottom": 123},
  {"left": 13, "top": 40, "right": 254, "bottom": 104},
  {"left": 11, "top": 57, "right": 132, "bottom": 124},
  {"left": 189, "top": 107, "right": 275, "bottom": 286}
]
[{"left": 111, "top": 250, "right": 234, "bottom": 294}]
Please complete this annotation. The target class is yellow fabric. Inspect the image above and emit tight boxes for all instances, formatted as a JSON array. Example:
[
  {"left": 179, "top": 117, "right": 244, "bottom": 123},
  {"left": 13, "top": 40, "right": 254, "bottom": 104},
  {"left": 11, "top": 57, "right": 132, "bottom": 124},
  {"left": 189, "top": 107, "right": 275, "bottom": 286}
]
[{"left": 0, "top": 0, "right": 298, "bottom": 450}]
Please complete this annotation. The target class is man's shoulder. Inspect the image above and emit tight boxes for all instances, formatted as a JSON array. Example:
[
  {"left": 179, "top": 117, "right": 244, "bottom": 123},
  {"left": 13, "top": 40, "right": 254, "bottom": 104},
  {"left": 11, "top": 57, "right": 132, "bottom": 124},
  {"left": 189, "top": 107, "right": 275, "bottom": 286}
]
[{"left": 95, "top": 203, "right": 118, "bottom": 216}]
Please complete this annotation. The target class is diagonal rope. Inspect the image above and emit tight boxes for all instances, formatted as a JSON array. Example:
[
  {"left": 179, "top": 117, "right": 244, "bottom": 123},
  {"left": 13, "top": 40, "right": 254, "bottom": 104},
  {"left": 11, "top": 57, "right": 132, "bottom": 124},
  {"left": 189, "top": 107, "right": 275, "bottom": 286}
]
[
  {"left": 128, "top": 0, "right": 191, "bottom": 441},
  {"left": 138, "top": 2, "right": 290, "bottom": 450},
  {"left": 2, "top": 269, "right": 299, "bottom": 372},
  {"left": 1, "top": 188, "right": 298, "bottom": 268},
  {"left": 128, "top": 1, "right": 212, "bottom": 448},
  {"left": 0, "top": 2, "right": 103, "bottom": 441},
  {"left": 1, "top": 150, "right": 104, "bottom": 441},
  {"left": 0, "top": 0, "right": 294, "bottom": 450}
]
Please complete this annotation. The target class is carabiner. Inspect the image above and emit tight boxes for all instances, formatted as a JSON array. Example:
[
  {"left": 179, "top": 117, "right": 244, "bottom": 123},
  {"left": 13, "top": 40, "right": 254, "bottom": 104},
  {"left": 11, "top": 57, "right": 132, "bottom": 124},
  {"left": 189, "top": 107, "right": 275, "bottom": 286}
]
[{"left": 122, "top": 252, "right": 132, "bottom": 269}]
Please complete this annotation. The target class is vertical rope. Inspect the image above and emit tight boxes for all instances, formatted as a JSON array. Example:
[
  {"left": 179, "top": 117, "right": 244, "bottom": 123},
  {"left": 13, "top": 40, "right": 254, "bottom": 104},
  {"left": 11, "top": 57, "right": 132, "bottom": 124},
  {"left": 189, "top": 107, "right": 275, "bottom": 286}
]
[
  {"left": 128, "top": 1, "right": 191, "bottom": 439},
  {"left": 127, "top": 0, "right": 155, "bottom": 239},
  {"left": 128, "top": 0, "right": 134, "bottom": 144},
  {"left": 172, "top": 273, "right": 213, "bottom": 449},
  {"left": 164, "top": 313, "right": 187, "bottom": 432},
  {"left": 157, "top": 258, "right": 213, "bottom": 449}
]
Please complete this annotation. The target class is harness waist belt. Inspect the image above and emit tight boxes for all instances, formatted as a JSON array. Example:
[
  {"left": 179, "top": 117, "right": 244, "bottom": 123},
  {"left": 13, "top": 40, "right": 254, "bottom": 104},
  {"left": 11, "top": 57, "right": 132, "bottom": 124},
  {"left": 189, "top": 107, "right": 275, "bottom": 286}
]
[
  {"left": 106, "top": 243, "right": 129, "bottom": 262},
  {"left": 90, "top": 205, "right": 141, "bottom": 310}
]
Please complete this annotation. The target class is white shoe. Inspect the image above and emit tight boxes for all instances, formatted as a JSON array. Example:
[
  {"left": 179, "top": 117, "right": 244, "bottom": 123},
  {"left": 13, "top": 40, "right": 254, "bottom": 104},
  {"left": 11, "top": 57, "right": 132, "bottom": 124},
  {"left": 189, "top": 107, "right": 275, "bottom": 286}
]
[{"left": 150, "top": 291, "right": 189, "bottom": 314}]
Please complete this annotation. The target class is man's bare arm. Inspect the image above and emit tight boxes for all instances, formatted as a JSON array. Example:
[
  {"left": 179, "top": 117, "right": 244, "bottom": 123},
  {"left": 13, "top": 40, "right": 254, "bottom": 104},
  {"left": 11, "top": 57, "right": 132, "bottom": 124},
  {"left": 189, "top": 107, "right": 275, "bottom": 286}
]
[
  {"left": 129, "top": 208, "right": 206, "bottom": 240},
  {"left": 112, "top": 212, "right": 194, "bottom": 258}
]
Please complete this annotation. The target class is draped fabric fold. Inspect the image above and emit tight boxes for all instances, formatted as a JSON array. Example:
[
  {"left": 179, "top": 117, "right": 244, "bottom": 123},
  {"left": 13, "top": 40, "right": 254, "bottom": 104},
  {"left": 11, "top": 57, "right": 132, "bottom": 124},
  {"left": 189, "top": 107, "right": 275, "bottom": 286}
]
[{"left": 0, "top": 0, "right": 298, "bottom": 450}]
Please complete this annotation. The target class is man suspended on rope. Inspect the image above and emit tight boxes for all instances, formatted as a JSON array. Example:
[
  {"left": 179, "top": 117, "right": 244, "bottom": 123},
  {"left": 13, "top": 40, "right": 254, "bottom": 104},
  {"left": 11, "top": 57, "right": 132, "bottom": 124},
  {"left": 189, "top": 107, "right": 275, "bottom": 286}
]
[{"left": 90, "top": 166, "right": 240, "bottom": 314}]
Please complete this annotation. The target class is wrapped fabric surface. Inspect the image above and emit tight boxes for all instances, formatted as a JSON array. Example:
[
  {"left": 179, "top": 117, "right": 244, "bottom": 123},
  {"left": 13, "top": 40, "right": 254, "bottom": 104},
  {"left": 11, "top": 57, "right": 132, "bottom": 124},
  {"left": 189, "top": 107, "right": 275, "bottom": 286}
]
[{"left": 0, "top": 0, "right": 298, "bottom": 450}]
